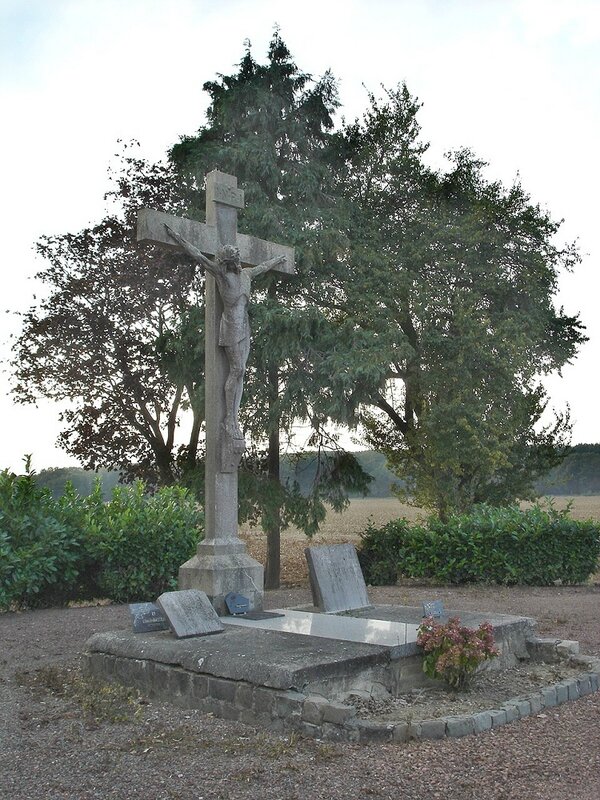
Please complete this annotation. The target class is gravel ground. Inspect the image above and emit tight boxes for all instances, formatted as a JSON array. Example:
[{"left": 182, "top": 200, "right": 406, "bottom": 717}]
[{"left": 1, "top": 583, "right": 600, "bottom": 800}]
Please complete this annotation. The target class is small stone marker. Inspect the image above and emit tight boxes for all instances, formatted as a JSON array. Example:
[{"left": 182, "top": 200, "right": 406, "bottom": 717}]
[
  {"left": 156, "top": 589, "right": 225, "bottom": 639},
  {"left": 225, "top": 591, "right": 250, "bottom": 616},
  {"left": 422, "top": 599, "right": 445, "bottom": 618},
  {"left": 128, "top": 602, "right": 169, "bottom": 633},
  {"left": 305, "top": 543, "right": 371, "bottom": 614}
]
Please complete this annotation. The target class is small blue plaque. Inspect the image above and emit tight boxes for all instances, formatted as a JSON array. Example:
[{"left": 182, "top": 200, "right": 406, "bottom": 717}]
[
  {"left": 422, "top": 599, "right": 445, "bottom": 619},
  {"left": 129, "top": 602, "right": 169, "bottom": 633},
  {"left": 225, "top": 591, "right": 250, "bottom": 615}
]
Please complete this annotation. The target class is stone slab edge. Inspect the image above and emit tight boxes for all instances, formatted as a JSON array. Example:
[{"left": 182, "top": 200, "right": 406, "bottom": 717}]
[{"left": 82, "top": 648, "right": 600, "bottom": 746}]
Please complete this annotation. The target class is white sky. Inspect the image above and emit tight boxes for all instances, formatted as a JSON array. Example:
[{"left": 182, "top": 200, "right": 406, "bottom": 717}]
[{"left": 1, "top": 0, "right": 598, "bottom": 473}]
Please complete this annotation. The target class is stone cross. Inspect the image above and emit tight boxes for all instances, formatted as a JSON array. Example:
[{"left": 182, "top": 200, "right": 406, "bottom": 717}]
[{"left": 137, "top": 170, "right": 295, "bottom": 614}]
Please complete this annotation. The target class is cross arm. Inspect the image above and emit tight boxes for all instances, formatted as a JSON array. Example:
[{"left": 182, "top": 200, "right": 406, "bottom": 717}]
[{"left": 137, "top": 209, "right": 296, "bottom": 275}]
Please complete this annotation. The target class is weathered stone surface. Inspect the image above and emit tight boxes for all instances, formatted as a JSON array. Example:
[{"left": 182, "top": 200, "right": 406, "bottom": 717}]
[
  {"left": 557, "top": 640, "right": 580, "bottom": 657},
  {"left": 299, "top": 721, "right": 321, "bottom": 739},
  {"left": 577, "top": 675, "right": 592, "bottom": 696},
  {"left": 472, "top": 711, "right": 493, "bottom": 733},
  {"left": 512, "top": 699, "right": 532, "bottom": 717},
  {"left": 418, "top": 718, "right": 446, "bottom": 739},
  {"left": 321, "top": 722, "right": 351, "bottom": 742},
  {"left": 392, "top": 722, "right": 410, "bottom": 742},
  {"left": 305, "top": 543, "right": 370, "bottom": 613},
  {"left": 178, "top": 537, "right": 265, "bottom": 616},
  {"left": 157, "top": 589, "right": 225, "bottom": 639},
  {"left": 529, "top": 694, "right": 543, "bottom": 714},
  {"left": 445, "top": 716, "right": 475, "bottom": 738},
  {"left": 502, "top": 704, "right": 520, "bottom": 723},
  {"left": 322, "top": 702, "right": 357, "bottom": 725},
  {"left": 567, "top": 680, "right": 580, "bottom": 701},
  {"left": 489, "top": 709, "right": 508, "bottom": 727},
  {"left": 235, "top": 683, "right": 253, "bottom": 709},
  {"left": 253, "top": 687, "right": 276, "bottom": 716},
  {"left": 354, "top": 719, "right": 394, "bottom": 743},
  {"left": 274, "top": 690, "right": 306, "bottom": 718},
  {"left": 302, "top": 695, "right": 329, "bottom": 725},
  {"left": 85, "top": 627, "right": 392, "bottom": 692},
  {"left": 555, "top": 683, "right": 569, "bottom": 704},
  {"left": 137, "top": 208, "right": 294, "bottom": 273},
  {"left": 208, "top": 676, "right": 237, "bottom": 703},
  {"left": 540, "top": 686, "right": 558, "bottom": 707}
]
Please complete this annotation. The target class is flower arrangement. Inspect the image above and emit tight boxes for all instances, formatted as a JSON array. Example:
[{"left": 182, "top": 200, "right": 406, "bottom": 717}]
[{"left": 417, "top": 616, "right": 499, "bottom": 690}]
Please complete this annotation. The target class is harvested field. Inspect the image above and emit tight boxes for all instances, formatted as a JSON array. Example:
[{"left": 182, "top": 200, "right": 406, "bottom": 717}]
[{"left": 240, "top": 495, "right": 600, "bottom": 587}]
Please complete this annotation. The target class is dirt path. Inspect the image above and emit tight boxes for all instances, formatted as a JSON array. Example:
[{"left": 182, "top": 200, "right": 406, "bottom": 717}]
[{"left": 2, "top": 583, "right": 600, "bottom": 800}]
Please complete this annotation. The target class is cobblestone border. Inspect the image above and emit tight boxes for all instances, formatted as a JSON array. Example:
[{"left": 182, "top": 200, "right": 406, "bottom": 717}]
[{"left": 83, "top": 639, "right": 600, "bottom": 745}]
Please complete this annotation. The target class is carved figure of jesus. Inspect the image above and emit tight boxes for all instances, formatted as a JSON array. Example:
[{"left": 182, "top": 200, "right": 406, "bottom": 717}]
[{"left": 166, "top": 225, "right": 285, "bottom": 439}]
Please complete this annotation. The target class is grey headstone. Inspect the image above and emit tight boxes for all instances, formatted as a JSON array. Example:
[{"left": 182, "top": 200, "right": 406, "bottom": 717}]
[
  {"left": 157, "top": 589, "right": 225, "bottom": 639},
  {"left": 422, "top": 600, "right": 445, "bottom": 618},
  {"left": 128, "top": 602, "right": 169, "bottom": 633},
  {"left": 305, "top": 543, "right": 371, "bottom": 614}
]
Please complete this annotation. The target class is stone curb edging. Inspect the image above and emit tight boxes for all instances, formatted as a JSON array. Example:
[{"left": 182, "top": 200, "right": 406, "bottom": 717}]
[
  {"left": 83, "top": 643, "right": 600, "bottom": 745},
  {"left": 329, "top": 650, "right": 600, "bottom": 744}
]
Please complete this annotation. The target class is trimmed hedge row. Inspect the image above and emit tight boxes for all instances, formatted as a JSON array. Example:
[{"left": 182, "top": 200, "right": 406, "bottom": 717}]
[
  {"left": 358, "top": 504, "right": 600, "bottom": 586},
  {"left": 0, "top": 466, "right": 202, "bottom": 610}
]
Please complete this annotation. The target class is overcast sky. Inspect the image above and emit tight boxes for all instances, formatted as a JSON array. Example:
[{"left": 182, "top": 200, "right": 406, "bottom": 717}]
[{"left": 1, "top": 0, "right": 598, "bottom": 473}]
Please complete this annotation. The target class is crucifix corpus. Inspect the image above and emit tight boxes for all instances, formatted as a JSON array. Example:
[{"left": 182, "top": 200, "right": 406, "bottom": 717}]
[{"left": 137, "top": 170, "right": 295, "bottom": 614}]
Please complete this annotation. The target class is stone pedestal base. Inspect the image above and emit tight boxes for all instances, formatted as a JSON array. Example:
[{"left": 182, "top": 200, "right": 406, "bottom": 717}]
[{"left": 178, "top": 538, "right": 264, "bottom": 616}]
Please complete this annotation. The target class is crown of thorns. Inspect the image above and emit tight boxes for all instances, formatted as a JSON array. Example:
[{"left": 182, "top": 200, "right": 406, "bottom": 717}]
[{"left": 218, "top": 245, "right": 241, "bottom": 263}]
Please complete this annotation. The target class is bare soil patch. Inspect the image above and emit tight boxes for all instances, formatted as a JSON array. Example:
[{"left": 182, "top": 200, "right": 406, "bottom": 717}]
[{"left": 350, "top": 662, "right": 585, "bottom": 723}]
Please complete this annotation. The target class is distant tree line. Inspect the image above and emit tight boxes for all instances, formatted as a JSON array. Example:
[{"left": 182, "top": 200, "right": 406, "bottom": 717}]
[
  {"left": 34, "top": 444, "right": 600, "bottom": 500},
  {"left": 535, "top": 444, "right": 600, "bottom": 496}
]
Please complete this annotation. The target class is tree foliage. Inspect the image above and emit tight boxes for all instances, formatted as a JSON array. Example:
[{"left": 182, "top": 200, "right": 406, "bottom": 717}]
[
  {"left": 12, "top": 148, "right": 204, "bottom": 486},
  {"left": 325, "top": 86, "right": 586, "bottom": 516}
]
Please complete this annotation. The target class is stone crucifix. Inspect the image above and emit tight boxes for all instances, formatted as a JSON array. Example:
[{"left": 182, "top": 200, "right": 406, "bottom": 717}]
[{"left": 137, "top": 170, "right": 295, "bottom": 614}]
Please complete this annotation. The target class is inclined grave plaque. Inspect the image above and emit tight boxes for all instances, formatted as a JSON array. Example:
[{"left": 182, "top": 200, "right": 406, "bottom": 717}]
[
  {"left": 225, "top": 591, "right": 250, "bottom": 615},
  {"left": 128, "top": 602, "right": 169, "bottom": 633},
  {"left": 305, "top": 543, "right": 371, "bottom": 614},
  {"left": 156, "top": 589, "right": 225, "bottom": 639},
  {"left": 422, "top": 599, "right": 445, "bottom": 619}
]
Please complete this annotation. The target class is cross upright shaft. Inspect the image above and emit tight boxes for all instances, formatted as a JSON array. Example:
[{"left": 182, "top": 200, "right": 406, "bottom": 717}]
[{"left": 137, "top": 169, "right": 294, "bottom": 613}]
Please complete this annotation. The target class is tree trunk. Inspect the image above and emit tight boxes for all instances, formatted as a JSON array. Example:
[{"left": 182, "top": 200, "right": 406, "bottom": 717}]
[
  {"left": 265, "top": 421, "right": 281, "bottom": 589},
  {"left": 264, "top": 311, "right": 281, "bottom": 589}
]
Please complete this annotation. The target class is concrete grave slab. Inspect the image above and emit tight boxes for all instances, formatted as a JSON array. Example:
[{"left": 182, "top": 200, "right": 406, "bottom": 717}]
[
  {"left": 223, "top": 609, "right": 420, "bottom": 651},
  {"left": 157, "top": 589, "right": 225, "bottom": 639},
  {"left": 305, "top": 543, "right": 371, "bottom": 613}
]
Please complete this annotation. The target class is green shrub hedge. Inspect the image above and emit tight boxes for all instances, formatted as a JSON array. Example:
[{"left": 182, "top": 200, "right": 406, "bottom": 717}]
[
  {"left": 0, "top": 466, "right": 84, "bottom": 609},
  {"left": 358, "top": 504, "right": 600, "bottom": 586},
  {"left": 0, "top": 463, "right": 203, "bottom": 610}
]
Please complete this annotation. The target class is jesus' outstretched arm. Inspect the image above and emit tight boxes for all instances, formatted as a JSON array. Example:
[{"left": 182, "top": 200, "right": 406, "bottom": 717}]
[
  {"left": 164, "top": 224, "right": 221, "bottom": 278},
  {"left": 246, "top": 255, "right": 286, "bottom": 280}
]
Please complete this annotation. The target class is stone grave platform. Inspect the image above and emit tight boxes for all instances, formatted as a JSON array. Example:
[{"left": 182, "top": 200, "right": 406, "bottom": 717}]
[{"left": 84, "top": 605, "right": 536, "bottom": 740}]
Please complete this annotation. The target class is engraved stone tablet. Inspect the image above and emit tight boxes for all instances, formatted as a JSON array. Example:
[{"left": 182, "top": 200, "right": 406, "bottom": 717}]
[
  {"left": 422, "top": 599, "right": 445, "bottom": 619},
  {"left": 305, "top": 543, "right": 371, "bottom": 614},
  {"left": 128, "top": 602, "right": 169, "bottom": 633},
  {"left": 157, "top": 589, "right": 225, "bottom": 639}
]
